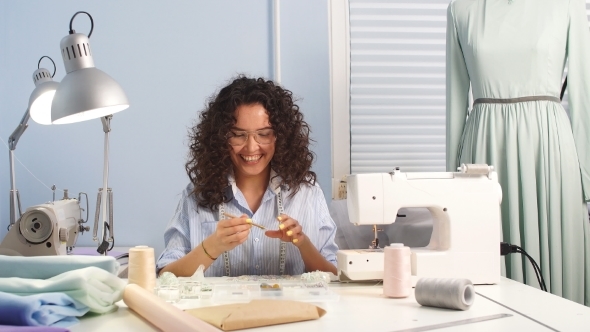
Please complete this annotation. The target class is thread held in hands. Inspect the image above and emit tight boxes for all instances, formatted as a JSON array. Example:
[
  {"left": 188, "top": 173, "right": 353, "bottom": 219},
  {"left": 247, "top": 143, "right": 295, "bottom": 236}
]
[
  {"left": 383, "top": 243, "right": 411, "bottom": 298},
  {"left": 415, "top": 278, "right": 474, "bottom": 310},
  {"left": 128, "top": 245, "right": 157, "bottom": 292}
]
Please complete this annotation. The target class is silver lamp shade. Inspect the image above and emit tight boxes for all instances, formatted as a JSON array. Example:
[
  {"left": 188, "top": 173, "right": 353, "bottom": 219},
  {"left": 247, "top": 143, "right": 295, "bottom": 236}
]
[
  {"left": 51, "top": 32, "right": 129, "bottom": 124},
  {"left": 29, "top": 68, "right": 59, "bottom": 125}
]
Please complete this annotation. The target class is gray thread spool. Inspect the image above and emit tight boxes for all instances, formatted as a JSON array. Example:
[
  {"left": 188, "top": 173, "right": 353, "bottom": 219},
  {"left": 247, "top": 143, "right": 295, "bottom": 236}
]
[{"left": 415, "top": 278, "right": 474, "bottom": 310}]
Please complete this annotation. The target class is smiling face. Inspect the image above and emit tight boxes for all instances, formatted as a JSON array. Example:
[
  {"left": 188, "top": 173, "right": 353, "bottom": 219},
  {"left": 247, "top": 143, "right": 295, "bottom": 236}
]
[{"left": 229, "top": 103, "right": 276, "bottom": 183}]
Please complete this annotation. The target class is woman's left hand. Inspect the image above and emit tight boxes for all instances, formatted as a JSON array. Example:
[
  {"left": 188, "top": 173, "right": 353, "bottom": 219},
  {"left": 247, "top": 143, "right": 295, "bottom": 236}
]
[{"left": 265, "top": 214, "right": 305, "bottom": 247}]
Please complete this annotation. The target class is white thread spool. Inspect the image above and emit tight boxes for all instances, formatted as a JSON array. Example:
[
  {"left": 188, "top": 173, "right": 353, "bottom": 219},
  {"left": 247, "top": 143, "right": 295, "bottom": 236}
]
[
  {"left": 415, "top": 278, "right": 474, "bottom": 310},
  {"left": 128, "top": 245, "right": 156, "bottom": 292},
  {"left": 459, "top": 163, "right": 493, "bottom": 175},
  {"left": 383, "top": 243, "right": 411, "bottom": 298}
]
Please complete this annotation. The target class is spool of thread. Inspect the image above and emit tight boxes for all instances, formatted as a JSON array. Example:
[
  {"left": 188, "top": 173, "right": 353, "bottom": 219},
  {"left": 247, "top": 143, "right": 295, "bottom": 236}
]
[
  {"left": 383, "top": 243, "right": 411, "bottom": 298},
  {"left": 415, "top": 278, "right": 474, "bottom": 310},
  {"left": 459, "top": 163, "right": 493, "bottom": 175},
  {"left": 128, "top": 245, "right": 156, "bottom": 292}
]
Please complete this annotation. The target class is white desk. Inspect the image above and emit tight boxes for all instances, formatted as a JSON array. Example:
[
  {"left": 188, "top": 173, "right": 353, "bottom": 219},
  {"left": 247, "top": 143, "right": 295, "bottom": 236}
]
[{"left": 70, "top": 277, "right": 590, "bottom": 331}]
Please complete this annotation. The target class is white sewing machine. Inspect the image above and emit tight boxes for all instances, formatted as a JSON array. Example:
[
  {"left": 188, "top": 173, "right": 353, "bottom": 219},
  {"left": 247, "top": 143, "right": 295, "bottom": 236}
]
[
  {"left": 0, "top": 193, "right": 88, "bottom": 256},
  {"left": 337, "top": 164, "right": 502, "bottom": 285}
]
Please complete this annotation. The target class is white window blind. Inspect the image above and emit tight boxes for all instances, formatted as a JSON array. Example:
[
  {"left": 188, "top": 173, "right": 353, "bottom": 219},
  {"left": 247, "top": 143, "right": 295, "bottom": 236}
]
[{"left": 349, "top": 0, "right": 449, "bottom": 174}]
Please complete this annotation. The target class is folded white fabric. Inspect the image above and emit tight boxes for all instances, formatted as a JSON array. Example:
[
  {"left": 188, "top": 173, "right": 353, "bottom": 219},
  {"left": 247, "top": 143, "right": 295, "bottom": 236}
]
[
  {"left": 0, "top": 255, "right": 119, "bottom": 279},
  {"left": 0, "top": 291, "right": 88, "bottom": 327},
  {"left": 0, "top": 267, "right": 127, "bottom": 314}
]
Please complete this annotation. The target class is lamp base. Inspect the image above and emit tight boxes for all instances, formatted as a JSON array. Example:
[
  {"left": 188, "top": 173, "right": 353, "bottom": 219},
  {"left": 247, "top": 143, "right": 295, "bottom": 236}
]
[{"left": 93, "top": 187, "right": 113, "bottom": 255}]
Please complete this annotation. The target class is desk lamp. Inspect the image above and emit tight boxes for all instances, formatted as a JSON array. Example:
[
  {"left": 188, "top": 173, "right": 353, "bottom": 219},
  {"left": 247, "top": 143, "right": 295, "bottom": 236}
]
[
  {"left": 51, "top": 11, "right": 129, "bottom": 254},
  {"left": 8, "top": 56, "right": 59, "bottom": 230}
]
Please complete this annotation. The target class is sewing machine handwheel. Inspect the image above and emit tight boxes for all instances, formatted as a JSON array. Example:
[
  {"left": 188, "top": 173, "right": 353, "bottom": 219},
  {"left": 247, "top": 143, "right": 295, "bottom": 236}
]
[{"left": 19, "top": 210, "right": 53, "bottom": 244}]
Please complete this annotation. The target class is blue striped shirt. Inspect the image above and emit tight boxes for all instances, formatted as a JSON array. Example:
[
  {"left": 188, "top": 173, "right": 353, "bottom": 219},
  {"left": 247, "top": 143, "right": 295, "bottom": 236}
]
[{"left": 156, "top": 173, "right": 338, "bottom": 277}]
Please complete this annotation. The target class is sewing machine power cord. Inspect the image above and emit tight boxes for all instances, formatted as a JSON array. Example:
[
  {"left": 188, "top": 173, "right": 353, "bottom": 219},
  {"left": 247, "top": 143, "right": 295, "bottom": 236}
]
[{"left": 500, "top": 242, "right": 547, "bottom": 292}]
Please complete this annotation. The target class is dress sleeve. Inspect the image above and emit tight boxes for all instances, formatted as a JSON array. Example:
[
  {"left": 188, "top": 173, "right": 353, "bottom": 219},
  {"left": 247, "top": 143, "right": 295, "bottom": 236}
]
[
  {"left": 566, "top": 0, "right": 590, "bottom": 201},
  {"left": 155, "top": 186, "right": 194, "bottom": 273},
  {"left": 446, "top": 1, "right": 471, "bottom": 172}
]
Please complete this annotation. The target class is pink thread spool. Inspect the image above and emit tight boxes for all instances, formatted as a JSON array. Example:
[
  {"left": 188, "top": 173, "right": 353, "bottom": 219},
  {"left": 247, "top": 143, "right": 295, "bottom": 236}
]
[
  {"left": 383, "top": 243, "right": 411, "bottom": 298},
  {"left": 128, "top": 245, "right": 156, "bottom": 292}
]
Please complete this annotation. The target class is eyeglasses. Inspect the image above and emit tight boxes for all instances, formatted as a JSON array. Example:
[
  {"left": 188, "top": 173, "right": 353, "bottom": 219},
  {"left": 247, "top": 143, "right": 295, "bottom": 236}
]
[{"left": 227, "top": 128, "right": 275, "bottom": 146}]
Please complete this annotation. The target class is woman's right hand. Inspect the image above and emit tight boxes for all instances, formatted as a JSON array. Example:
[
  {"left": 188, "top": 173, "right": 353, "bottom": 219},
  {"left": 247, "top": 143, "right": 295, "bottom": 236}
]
[{"left": 208, "top": 214, "right": 252, "bottom": 255}]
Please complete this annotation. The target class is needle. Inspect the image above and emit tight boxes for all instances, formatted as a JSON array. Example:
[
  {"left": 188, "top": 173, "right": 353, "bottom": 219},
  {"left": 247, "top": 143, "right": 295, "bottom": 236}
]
[{"left": 223, "top": 212, "right": 267, "bottom": 230}]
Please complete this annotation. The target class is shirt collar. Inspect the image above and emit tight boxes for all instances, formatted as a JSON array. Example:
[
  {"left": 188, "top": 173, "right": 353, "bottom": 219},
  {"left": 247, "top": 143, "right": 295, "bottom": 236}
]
[{"left": 228, "top": 169, "right": 282, "bottom": 196}]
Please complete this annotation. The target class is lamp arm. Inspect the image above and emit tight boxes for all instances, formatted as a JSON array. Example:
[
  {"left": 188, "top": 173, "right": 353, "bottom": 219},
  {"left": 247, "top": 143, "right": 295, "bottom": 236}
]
[
  {"left": 95, "top": 115, "right": 113, "bottom": 254},
  {"left": 100, "top": 116, "right": 112, "bottom": 238},
  {"left": 8, "top": 109, "right": 30, "bottom": 151},
  {"left": 8, "top": 108, "right": 30, "bottom": 229}
]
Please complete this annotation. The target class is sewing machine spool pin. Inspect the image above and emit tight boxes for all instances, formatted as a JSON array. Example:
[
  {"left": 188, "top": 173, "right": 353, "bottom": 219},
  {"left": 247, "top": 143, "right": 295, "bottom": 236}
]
[{"left": 369, "top": 225, "right": 383, "bottom": 249}]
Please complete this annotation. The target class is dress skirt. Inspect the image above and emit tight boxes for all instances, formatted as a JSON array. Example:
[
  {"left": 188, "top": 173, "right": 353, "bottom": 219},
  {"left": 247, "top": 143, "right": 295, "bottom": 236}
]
[{"left": 458, "top": 99, "right": 590, "bottom": 305}]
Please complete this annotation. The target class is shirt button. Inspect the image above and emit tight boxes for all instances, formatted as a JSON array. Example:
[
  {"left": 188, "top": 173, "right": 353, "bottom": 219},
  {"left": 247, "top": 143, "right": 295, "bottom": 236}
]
[{"left": 255, "top": 238, "right": 259, "bottom": 242}]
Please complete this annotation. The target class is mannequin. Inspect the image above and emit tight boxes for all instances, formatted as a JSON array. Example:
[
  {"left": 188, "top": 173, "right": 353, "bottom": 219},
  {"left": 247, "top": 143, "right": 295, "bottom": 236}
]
[{"left": 446, "top": 0, "right": 590, "bottom": 305}]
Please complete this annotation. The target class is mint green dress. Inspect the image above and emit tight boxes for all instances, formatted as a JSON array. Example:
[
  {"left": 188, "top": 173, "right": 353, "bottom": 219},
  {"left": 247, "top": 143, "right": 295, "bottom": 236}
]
[{"left": 446, "top": 0, "right": 590, "bottom": 305}]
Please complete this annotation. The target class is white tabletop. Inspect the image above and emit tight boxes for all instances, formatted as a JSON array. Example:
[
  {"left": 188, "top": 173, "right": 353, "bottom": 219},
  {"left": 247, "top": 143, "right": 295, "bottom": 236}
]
[{"left": 70, "top": 277, "right": 590, "bottom": 331}]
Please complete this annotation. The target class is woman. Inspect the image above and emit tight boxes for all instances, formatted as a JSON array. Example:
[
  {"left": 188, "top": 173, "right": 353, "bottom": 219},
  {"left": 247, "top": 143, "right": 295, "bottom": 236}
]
[{"left": 156, "top": 75, "right": 338, "bottom": 277}]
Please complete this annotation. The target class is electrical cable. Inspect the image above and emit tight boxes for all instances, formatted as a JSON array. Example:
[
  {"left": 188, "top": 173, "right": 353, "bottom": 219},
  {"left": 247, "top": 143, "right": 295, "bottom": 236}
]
[
  {"left": 37, "top": 56, "right": 56, "bottom": 78},
  {"left": 516, "top": 247, "right": 547, "bottom": 291},
  {"left": 501, "top": 243, "right": 546, "bottom": 291},
  {"left": 518, "top": 248, "right": 544, "bottom": 291},
  {"left": 500, "top": 242, "right": 547, "bottom": 292},
  {"left": 69, "top": 11, "right": 94, "bottom": 37},
  {"left": 96, "top": 222, "right": 115, "bottom": 254}
]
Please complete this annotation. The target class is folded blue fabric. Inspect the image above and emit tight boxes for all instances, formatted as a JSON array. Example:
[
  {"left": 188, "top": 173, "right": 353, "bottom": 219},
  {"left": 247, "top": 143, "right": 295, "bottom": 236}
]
[
  {"left": 0, "top": 255, "right": 119, "bottom": 279},
  {"left": 0, "top": 326, "right": 69, "bottom": 332},
  {"left": 0, "top": 267, "right": 126, "bottom": 314},
  {"left": 0, "top": 292, "right": 88, "bottom": 328}
]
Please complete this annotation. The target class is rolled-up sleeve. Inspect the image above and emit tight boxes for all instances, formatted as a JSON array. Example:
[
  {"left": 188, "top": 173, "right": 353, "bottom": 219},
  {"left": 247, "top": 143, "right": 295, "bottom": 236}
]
[{"left": 312, "top": 185, "right": 339, "bottom": 266}]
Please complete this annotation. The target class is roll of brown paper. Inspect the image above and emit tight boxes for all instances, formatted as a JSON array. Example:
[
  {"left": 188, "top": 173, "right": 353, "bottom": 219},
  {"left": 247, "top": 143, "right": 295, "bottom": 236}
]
[{"left": 123, "top": 284, "right": 221, "bottom": 332}]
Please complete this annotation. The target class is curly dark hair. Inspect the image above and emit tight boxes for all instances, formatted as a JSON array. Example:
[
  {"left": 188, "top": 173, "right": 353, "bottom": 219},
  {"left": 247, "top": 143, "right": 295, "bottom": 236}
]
[{"left": 186, "top": 75, "right": 317, "bottom": 210}]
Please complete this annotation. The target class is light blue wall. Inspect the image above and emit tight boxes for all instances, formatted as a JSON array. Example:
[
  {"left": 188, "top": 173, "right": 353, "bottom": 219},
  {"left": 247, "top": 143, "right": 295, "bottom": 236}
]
[{"left": 0, "top": 0, "right": 332, "bottom": 257}]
